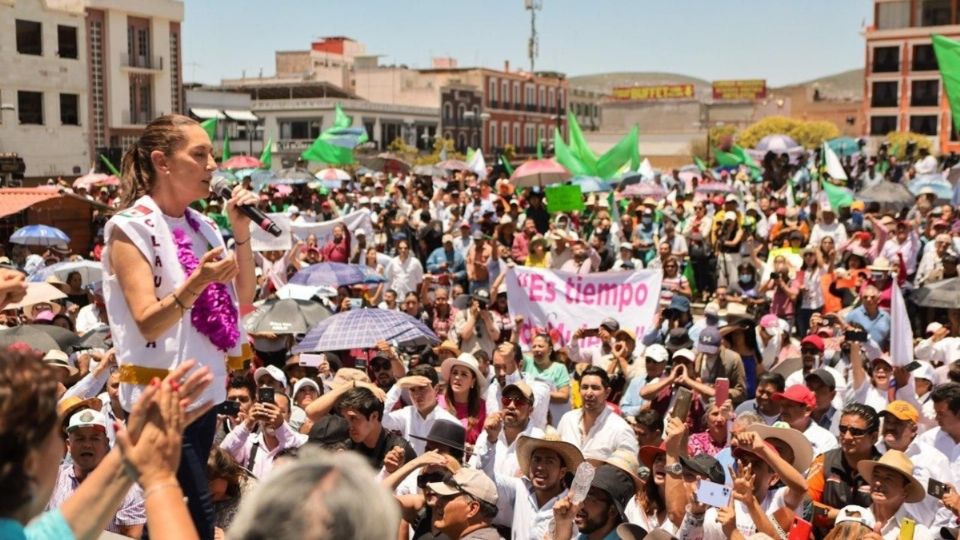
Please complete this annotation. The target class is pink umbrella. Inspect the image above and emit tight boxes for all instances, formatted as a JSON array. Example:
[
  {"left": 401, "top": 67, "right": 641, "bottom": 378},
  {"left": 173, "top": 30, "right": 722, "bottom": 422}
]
[
  {"left": 73, "top": 172, "right": 119, "bottom": 191},
  {"left": 315, "top": 168, "right": 351, "bottom": 181},
  {"left": 437, "top": 159, "right": 470, "bottom": 172},
  {"left": 222, "top": 155, "right": 264, "bottom": 169},
  {"left": 272, "top": 184, "right": 293, "bottom": 196},
  {"left": 510, "top": 159, "right": 570, "bottom": 188},
  {"left": 622, "top": 181, "right": 667, "bottom": 199}
]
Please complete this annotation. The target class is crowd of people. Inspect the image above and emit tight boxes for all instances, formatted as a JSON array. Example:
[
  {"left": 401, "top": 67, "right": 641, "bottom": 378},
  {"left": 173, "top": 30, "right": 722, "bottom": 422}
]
[{"left": 1, "top": 114, "right": 960, "bottom": 540}]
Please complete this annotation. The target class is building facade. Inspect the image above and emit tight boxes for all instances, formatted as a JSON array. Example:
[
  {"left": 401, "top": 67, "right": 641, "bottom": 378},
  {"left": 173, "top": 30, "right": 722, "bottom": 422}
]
[
  {"left": 0, "top": 0, "right": 90, "bottom": 179},
  {"left": 185, "top": 88, "right": 262, "bottom": 158},
  {"left": 569, "top": 88, "right": 604, "bottom": 132},
  {"left": 439, "top": 83, "right": 484, "bottom": 152},
  {"left": 864, "top": 0, "right": 960, "bottom": 152}
]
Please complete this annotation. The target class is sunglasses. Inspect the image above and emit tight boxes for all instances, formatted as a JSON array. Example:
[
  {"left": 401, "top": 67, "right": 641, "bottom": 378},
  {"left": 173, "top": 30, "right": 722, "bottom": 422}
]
[
  {"left": 501, "top": 395, "right": 529, "bottom": 407},
  {"left": 838, "top": 425, "right": 869, "bottom": 437},
  {"left": 371, "top": 362, "right": 391, "bottom": 372}
]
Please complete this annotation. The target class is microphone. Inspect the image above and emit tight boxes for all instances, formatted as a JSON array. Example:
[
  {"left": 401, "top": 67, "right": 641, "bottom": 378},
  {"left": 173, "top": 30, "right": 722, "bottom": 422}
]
[{"left": 210, "top": 175, "right": 282, "bottom": 237}]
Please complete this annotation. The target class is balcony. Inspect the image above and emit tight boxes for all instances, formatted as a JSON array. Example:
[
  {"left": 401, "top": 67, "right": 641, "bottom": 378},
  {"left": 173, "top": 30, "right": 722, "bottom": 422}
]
[
  {"left": 121, "top": 109, "right": 154, "bottom": 126},
  {"left": 276, "top": 139, "right": 314, "bottom": 152},
  {"left": 120, "top": 53, "right": 164, "bottom": 71},
  {"left": 489, "top": 100, "right": 499, "bottom": 109}
]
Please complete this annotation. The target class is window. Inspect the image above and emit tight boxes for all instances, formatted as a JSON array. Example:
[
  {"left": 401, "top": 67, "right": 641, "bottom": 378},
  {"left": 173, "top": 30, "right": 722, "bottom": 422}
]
[
  {"left": 526, "top": 85, "right": 535, "bottom": 106},
  {"left": 877, "top": 1, "right": 910, "bottom": 30},
  {"left": 443, "top": 103, "right": 452, "bottom": 121},
  {"left": 558, "top": 89, "right": 565, "bottom": 110},
  {"left": 873, "top": 46, "right": 900, "bottom": 73},
  {"left": 513, "top": 123, "right": 520, "bottom": 147},
  {"left": 871, "top": 81, "right": 898, "bottom": 107},
  {"left": 917, "top": 0, "right": 951, "bottom": 27},
  {"left": 913, "top": 44, "right": 938, "bottom": 71},
  {"left": 539, "top": 87, "right": 546, "bottom": 110},
  {"left": 279, "top": 119, "right": 322, "bottom": 140},
  {"left": 502, "top": 124, "right": 509, "bottom": 145},
  {"left": 58, "top": 25, "right": 78, "bottom": 59},
  {"left": 60, "top": 94, "right": 79, "bottom": 125},
  {"left": 457, "top": 104, "right": 465, "bottom": 121},
  {"left": 513, "top": 82, "right": 520, "bottom": 105},
  {"left": 489, "top": 79, "right": 497, "bottom": 104},
  {"left": 870, "top": 115, "right": 898, "bottom": 135},
  {"left": 502, "top": 82, "right": 509, "bottom": 106},
  {"left": 911, "top": 80, "right": 939, "bottom": 106},
  {"left": 16, "top": 20, "right": 42, "bottom": 56},
  {"left": 490, "top": 121, "right": 497, "bottom": 148},
  {"left": 548, "top": 88, "right": 556, "bottom": 110},
  {"left": 18, "top": 91, "right": 43, "bottom": 124},
  {"left": 525, "top": 124, "right": 535, "bottom": 150},
  {"left": 910, "top": 115, "right": 938, "bottom": 135}
]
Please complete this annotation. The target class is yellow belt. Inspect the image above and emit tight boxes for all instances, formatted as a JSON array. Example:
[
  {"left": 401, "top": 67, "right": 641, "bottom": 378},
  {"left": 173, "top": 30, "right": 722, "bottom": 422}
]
[{"left": 119, "top": 343, "right": 254, "bottom": 385}]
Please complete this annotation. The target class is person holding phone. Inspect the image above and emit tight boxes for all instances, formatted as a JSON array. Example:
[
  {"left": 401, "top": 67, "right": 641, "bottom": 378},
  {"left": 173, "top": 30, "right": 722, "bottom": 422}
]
[{"left": 219, "top": 388, "right": 307, "bottom": 479}]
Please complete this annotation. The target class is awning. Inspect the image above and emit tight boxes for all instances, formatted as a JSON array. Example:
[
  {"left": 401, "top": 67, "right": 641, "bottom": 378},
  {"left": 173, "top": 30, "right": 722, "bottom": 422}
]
[
  {"left": 0, "top": 188, "right": 61, "bottom": 219},
  {"left": 224, "top": 110, "right": 259, "bottom": 122},
  {"left": 190, "top": 108, "right": 226, "bottom": 120}
]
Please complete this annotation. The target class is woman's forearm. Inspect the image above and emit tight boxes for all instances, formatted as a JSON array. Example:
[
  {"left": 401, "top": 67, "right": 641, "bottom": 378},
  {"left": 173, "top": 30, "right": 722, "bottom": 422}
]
[
  {"left": 234, "top": 240, "right": 256, "bottom": 306},
  {"left": 140, "top": 475, "right": 199, "bottom": 540}
]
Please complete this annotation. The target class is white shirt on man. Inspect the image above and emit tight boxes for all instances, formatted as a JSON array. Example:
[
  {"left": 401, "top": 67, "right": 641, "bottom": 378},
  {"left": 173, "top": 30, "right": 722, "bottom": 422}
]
[
  {"left": 382, "top": 384, "right": 459, "bottom": 455},
  {"left": 877, "top": 439, "right": 956, "bottom": 529},
  {"left": 556, "top": 405, "right": 638, "bottom": 461},
  {"left": 802, "top": 419, "right": 839, "bottom": 457}
]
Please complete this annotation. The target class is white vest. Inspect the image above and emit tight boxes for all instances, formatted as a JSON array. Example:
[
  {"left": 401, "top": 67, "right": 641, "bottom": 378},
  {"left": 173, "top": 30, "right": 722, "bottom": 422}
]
[{"left": 103, "top": 195, "right": 250, "bottom": 411}]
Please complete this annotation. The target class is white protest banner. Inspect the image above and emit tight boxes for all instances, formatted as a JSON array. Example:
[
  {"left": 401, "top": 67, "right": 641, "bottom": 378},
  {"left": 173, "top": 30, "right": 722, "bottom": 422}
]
[
  {"left": 290, "top": 209, "right": 373, "bottom": 246},
  {"left": 249, "top": 213, "right": 292, "bottom": 253},
  {"left": 506, "top": 267, "right": 662, "bottom": 349}
]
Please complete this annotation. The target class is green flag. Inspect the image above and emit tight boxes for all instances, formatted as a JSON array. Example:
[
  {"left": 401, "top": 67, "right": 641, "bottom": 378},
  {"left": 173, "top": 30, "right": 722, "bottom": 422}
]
[
  {"left": 259, "top": 137, "right": 273, "bottom": 169},
  {"left": 499, "top": 155, "right": 514, "bottom": 175},
  {"left": 567, "top": 112, "right": 598, "bottom": 171},
  {"left": 821, "top": 179, "right": 854, "bottom": 210},
  {"left": 596, "top": 126, "right": 639, "bottom": 180},
  {"left": 536, "top": 138, "right": 543, "bottom": 159},
  {"left": 200, "top": 118, "right": 217, "bottom": 140},
  {"left": 554, "top": 128, "right": 590, "bottom": 178},
  {"left": 333, "top": 103, "right": 351, "bottom": 129},
  {"left": 301, "top": 138, "right": 354, "bottom": 165},
  {"left": 99, "top": 154, "right": 121, "bottom": 176},
  {"left": 933, "top": 34, "right": 960, "bottom": 134},
  {"left": 221, "top": 137, "right": 232, "bottom": 162},
  {"left": 694, "top": 156, "right": 707, "bottom": 173},
  {"left": 465, "top": 148, "right": 476, "bottom": 164},
  {"left": 713, "top": 147, "right": 741, "bottom": 168},
  {"left": 683, "top": 261, "right": 698, "bottom": 297},
  {"left": 731, "top": 145, "right": 761, "bottom": 172}
]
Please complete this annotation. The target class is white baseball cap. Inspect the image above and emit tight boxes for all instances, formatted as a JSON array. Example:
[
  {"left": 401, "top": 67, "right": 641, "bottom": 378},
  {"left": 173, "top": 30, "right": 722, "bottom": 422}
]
[
  {"left": 926, "top": 322, "right": 944, "bottom": 335},
  {"left": 254, "top": 365, "right": 288, "bottom": 390},
  {"left": 67, "top": 408, "right": 108, "bottom": 433},
  {"left": 835, "top": 505, "right": 875, "bottom": 530},
  {"left": 912, "top": 361, "right": 936, "bottom": 383},
  {"left": 643, "top": 344, "right": 669, "bottom": 363}
]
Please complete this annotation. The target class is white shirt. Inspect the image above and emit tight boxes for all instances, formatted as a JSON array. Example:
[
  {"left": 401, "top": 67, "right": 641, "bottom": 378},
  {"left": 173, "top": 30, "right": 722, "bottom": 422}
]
[
  {"left": 914, "top": 337, "right": 960, "bottom": 373},
  {"left": 875, "top": 503, "right": 935, "bottom": 540},
  {"left": 219, "top": 421, "right": 308, "bottom": 480},
  {"left": 74, "top": 305, "right": 105, "bottom": 334},
  {"left": 917, "top": 427, "right": 960, "bottom": 485},
  {"left": 803, "top": 419, "right": 839, "bottom": 457},
  {"left": 877, "top": 439, "right": 957, "bottom": 528},
  {"left": 382, "top": 385, "right": 460, "bottom": 455},
  {"left": 383, "top": 254, "right": 423, "bottom": 298},
  {"left": 809, "top": 222, "right": 848, "bottom": 249},
  {"left": 556, "top": 406, "right": 639, "bottom": 461},
  {"left": 844, "top": 378, "right": 888, "bottom": 413},
  {"left": 468, "top": 423, "right": 544, "bottom": 527},
  {"left": 681, "top": 487, "right": 791, "bottom": 539}
]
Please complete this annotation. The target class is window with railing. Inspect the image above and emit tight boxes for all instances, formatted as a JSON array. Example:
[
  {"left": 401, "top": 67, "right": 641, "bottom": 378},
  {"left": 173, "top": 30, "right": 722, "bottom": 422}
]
[
  {"left": 279, "top": 118, "right": 322, "bottom": 140},
  {"left": 870, "top": 115, "right": 898, "bottom": 135},
  {"left": 916, "top": 0, "right": 951, "bottom": 27},
  {"left": 912, "top": 44, "right": 938, "bottom": 71},
  {"left": 909, "top": 115, "right": 938, "bottom": 135},
  {"left": 873, "top": 46, "right": 900, "bottom": 73},
  {"left": 911, "top": 80, "right": 939, "bottom": 106},
  {"left": 871, "top": 81, "right": 898, "bottom": 107}
]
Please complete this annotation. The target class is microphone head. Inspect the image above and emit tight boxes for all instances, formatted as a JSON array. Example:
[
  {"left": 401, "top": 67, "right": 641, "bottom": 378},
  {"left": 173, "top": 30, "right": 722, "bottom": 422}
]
[{"left": 210, "top": 174, "right": 235, "bottom": 198}]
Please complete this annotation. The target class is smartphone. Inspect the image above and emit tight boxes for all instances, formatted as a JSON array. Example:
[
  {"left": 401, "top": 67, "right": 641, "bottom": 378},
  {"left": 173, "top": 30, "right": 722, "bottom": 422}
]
[
  {"left": 903, "top": 361, "right": 922, "bottom": 373},
  {"left": 844, "top": 329, "right": 868, "bottom": 343},
  {"left": 348, "top": 298, "right": 362, "bottom": 309},
  {"left": 928, "top": 478, "right": 949, "bottom": 500},
  {"left": 581, "top": 327, "right": 599, "bottom": 338},
  {"left": 671, "top": 387, "right": 693, "bottom": 421},
  {"left": 787, "top": 517, "right": 813, "bottom": 540},
  {"left": 300, "top": 353, "right": 324, "bottom": 367},
  {"left": 257, "top": 386, "right": 275, "bottom": 404},
  {"left": 695, "top": 480, "right": 731, "bottom": 508},
  {"left": 714, "top": 378, "right": 729, "bottom": 407},
  {"left": 355, "top": 357, "right": 368, "bottom": 371},
  {"left": 218, "top": 400, "right": 241, "bottom": 417},
  {"left": 899, "top": 517, "right": 915, "bottom": 540}
]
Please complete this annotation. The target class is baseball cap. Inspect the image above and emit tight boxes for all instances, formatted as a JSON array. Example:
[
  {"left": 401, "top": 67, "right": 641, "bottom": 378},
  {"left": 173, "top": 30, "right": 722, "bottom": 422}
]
[
  {"left": 599, "top": 318, "right": 620, "bottom": 332},
  {"left": 835, "top": 505, "right": 875, "bottom": 529},
  {"left": 800, "top": 335, "right": 825, "bottom": 353},
  {"left": 772, "top": 384, "right": 816, "bottom": 408},
  {"left": 254, "top": 365, "right": 288, "bottom": 390},
  {"left": 427, "top": 467, "right": 498, "bottom": 507},
  {"left": 696, "top": 327, "right": 722, "bottom": 355},
  {"left": 643, "top": 344, "right": 669, "bottom": 363},
  {"left": 672, "top": 348, "right": 695, "bottom": 363},
  {"left": 724, "top": 211, "right": 737, "bottom": 221},
  {"left": 804, "top": 368, "right": 836, "bottom": 390},
  {"left": 589, "top": 465, "right": 636, "bottom": 520},
  {"left": 503, "top": 381, "right": 534, "bottom": 403},
  {"left": 883, "top": 400, "right": 919, "bottom": 423},
  {"left": 912, "top": 361, "right": 935, "bottom": 382},
  {"left": 678, "top": 454, "right": 725, "bottom": 484},
  {"left": 67, "top": 408, "right": 108, "bottom": 433},
  {"left": 441, "top": 234, "right": 453, "bottom": 244},
  {"left": 307, "top": 415, "right": 349, "bottom": 447},
  {"left": 926, "top": 322, "right": 944, "bottom": 335}
]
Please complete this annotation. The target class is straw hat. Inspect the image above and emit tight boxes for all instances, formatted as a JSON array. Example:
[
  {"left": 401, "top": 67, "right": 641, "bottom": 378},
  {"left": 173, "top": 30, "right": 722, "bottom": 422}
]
[
  {"left": 857, "top": 450, "right": 925, "bottom": 503},
  {"left": 867, "top": 257, "right": 894, "bottom": 273},
  {"left": 605, "top": 449, "right": 643, "bottom": 490},
  {"left": 516, "top": 434, "right": 583, "bottom": 478},
  {"left": 744, "top": 423, "right": 813, "bottom": 473},
  {"left": 441, "top": 353, "right": 487, "bottom": 392},
  {"left": 432, "top": 340, "right": 461, "bottom": 357}
]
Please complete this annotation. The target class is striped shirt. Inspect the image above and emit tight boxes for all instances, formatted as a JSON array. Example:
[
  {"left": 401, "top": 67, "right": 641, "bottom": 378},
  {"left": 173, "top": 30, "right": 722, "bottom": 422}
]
[{"left": 46, "top": 463, "right": 145, "bottom": 533}]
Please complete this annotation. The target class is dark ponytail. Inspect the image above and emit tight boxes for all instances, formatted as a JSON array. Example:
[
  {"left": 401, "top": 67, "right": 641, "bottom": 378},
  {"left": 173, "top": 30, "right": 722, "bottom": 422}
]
[{"left": 117, "top": 114, "right": 199, "bottom": 209}]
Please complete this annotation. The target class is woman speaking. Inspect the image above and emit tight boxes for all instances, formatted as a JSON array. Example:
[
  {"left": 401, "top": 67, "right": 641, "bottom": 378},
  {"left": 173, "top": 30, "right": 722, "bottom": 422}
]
[{"left": 104, "top": 114, "right": 256, "bottom": 539}]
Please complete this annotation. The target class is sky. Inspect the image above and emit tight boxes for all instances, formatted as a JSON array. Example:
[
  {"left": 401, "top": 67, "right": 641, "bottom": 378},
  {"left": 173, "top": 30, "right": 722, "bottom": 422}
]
[{"left": 182, "top": 0, "right": 873, "bottom": 87}]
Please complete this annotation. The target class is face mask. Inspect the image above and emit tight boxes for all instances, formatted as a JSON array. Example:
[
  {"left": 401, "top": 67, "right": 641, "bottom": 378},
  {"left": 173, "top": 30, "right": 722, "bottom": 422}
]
[
  {"left": 738, "top": 275, "right": 753, "bottom": 285},
  {"left": 642, "top": 217, "right": 652, "bottom": 225}
]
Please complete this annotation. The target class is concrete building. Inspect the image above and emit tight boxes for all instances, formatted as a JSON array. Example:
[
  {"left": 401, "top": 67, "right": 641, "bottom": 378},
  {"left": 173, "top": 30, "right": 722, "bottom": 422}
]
[
  {"left": 86, "top": 0, "right": 185, "bottom": 166},
  {"left": 864, "top": 0, "right": 960, "bottom": 152},
  {"left": 439, "top": 83, "right": 485, "bottom": 152},
  {"left": 185, "top": 87, "right": 262, "bottom": 158},
  {"left": 0, "top": 0, "right": 90, "bottom": 178},
  {"left": 569, "top": 88, "right": 604, "bottom": 132}
]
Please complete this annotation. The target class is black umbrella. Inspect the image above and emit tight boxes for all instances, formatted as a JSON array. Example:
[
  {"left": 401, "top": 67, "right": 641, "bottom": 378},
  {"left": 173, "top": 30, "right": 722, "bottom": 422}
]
[
  {"left": 618, "top": 172, "right": 645, "bottom": 188},
  {"left": 76, "top": 325, "right": 111, "bottom": 350},
  {"left": 0, "top": 325, "right": 59, "bottom": 352},
  {"left": 29, "top": 324, "right": 81, "bottom": 353},
  {"left": 913, "top": 278, "right": 960, "bottom": 309},
  {"left": 244, "top": 298, "right": 331, "bottom": 335},
  {"left": 857, "top": 181, "right": 915, "bottom": 212}
]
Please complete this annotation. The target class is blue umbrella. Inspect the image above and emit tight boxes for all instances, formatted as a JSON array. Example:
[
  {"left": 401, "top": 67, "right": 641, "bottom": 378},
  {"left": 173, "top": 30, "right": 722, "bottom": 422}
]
[
  {"left": 909, "top": 174, "right": 953, "bottom": 200},
  {"left": 290, "top": 262, "right": 385, "bottom": 288},
  {"left": 11, "top": 225, "right": 70, "bottom": 247},
  {"left": 29, "top": 260, "right": 102, "bottom": 284},
  {"left": 293, "top": 308, "right": 439, "bottom": 352},
  {"left": 571, "top": 176, "right": 615, "bottom": 193},
  {"left": 827, "top": 137, "right": 862, "bottom": 157}
]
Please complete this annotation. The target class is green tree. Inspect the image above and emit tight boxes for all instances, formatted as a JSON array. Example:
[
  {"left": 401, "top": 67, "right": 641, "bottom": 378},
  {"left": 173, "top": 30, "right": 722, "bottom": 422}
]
[
  {"left": 503, "top": 144, "right": 517, "bottom": 163},
  {"left": 735, "top": 116, "right": 840, "bottom": 149},
  {"left": 413, "top": 137, "right": 463, "bottom": 165},
  {"left": 709, "top": 125, "right": 738, "bottom": 150},
  {"left": 689, "top": 138, "right": 708, "bottom": 161},
  {"left": 884, "top": 131, "right": 935, "bottom": 159}
]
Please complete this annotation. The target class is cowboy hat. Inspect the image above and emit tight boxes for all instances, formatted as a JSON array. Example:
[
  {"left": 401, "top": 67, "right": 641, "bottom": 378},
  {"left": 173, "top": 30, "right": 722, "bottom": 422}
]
[
  {"left": 857, "top": 450, "right": 926, "bottom": 503},
  {"left": 867, "top": 257, "right": 894, "bottom": 273},
  {"left": 432, "top": 340, "right": 461, "bottom": 357},
  {"left": 744, "top": 423, "right": 813, "bottom": 473},
  {"left": 516, "top": 434, "right": 583, "bottom": 478},
  {"left": 441, "top": 353, "right": 487, "bottom": 393}
]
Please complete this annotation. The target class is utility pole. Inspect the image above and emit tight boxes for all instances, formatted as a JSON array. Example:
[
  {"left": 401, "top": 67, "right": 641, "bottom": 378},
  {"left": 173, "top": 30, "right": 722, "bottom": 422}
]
[{"left": 525, "top": 0, "right": 542, "bottom": 73}]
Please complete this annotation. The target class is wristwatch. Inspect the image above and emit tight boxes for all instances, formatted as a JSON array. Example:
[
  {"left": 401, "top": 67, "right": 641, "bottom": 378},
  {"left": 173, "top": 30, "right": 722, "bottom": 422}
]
[{"left": 665, "top": 462, "right": 683, "bottom": 476}]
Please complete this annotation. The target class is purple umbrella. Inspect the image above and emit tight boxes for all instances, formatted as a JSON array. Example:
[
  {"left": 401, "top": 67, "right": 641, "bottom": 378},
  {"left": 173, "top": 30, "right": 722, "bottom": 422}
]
[
  {"left": 694, "top": 182, "right": 735, "bottom": 195},
  {"left": 622, "top": 181, "right": 667, "bottom": 199},
  {"left": 289, "top": 262, "right": 385, "bottom": 288},
  {"left": 293, "top": 308, "right": 439, "bottom": 352}
]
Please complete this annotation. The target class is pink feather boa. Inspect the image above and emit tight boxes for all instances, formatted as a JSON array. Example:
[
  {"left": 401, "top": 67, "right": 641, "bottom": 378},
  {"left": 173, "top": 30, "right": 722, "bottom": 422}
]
[{"left": 171, "top": 212, "right": 240, "bottom": 351}]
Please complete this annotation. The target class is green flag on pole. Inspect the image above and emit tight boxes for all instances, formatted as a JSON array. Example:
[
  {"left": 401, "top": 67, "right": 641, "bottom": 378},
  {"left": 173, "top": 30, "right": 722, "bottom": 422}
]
[
  {"left": 596, "top": 126, "right": 640, "bottom": 180},
  {"left": 465, "top": 148, "right": 476, "bottom": 164},
  {"left": 694, "top": 156, "right": 708, "bottom": 173},
  {"left": 821, "top": 179, "right": 854, "bottom": 211},
  {"left": 933, "top": 34, "right": 960, "bottom": 134},
  {"left": 499, "top": 155, "right": 514, "bottom": 175},
  {"left": 554, "top": 128, "right": 590, "bottom": 178},
  {"left": 536, "top": 138, "right": 543, "bottom": 159},
  {"left": 301, "top": 138, "right": 354, "bottom": 165},
  {"left": 221, "top": 137, "right": 232, "bottom": 162},
  {"left": 333, "top": 103, "right": 351, "bottom": 129},
  {"left": 683, "top": 261, "right": 698, "bottom": 297},
  {"left": 200, "top": 118, "right": 217, "bottom": 141},
  {"left": 567, "top": 112, "right": 598, "bottom": 171},
  {"left": 99, "top": 154, "right": 121, "bottom": 176},
  {"left": 259, "top": 137, "right": 273, "bottom": 169}
]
